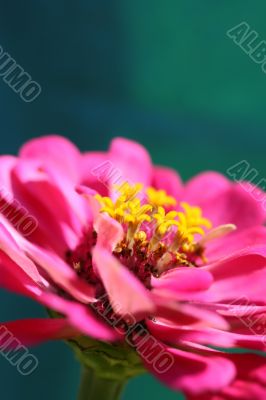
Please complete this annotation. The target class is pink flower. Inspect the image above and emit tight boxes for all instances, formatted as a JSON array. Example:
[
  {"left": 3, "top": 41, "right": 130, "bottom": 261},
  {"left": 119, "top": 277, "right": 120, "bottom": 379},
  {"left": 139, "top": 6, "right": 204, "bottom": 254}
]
[{"left": 1, "top": 135, "right": 266, "bottom": 399}]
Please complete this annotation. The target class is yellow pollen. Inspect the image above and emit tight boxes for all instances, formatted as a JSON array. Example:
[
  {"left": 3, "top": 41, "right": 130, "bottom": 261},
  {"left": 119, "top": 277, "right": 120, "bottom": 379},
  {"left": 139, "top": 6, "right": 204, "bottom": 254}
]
[
  {"left": 179, "top": 202, "right": 212, "bottom": 229},
  {"left": 124, "top": 199, "right": 152, "bottom": 227},
  {"left": 175, "top": 202, "right": 212, "bottom": 246},
  {"left": 134, "top": 230, "right": 147, "bottom": 242},
  {"left": 94, "top": 182, "right": 217, "bottom": 273},
  {"left": 94, "top": 194, "right": 127, "bottom": 223},
  {"left": 146, "top": 187, "right": 176, "bottom": 207},
  {"left": 176, "top": 252, "right": 190, "bottom": 266},
  {"left": 114, "top": 182, "right": 143, "bottom": 203},
  {"left": 153, "top": 207, "right": 179, "bottom": 236}
]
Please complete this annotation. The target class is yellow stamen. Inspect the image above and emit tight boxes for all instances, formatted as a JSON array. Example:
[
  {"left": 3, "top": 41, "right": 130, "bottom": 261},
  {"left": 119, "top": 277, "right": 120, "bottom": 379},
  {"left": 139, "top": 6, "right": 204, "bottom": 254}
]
[
  {"left": 95, "top": 194, "right": 127, "bottom": 223},
  {"left": 94, "top": 182, "right": 217, "bottom": 272},
  {"left": 180, "top": 202, "right": 212, "bottom": 230},
  {"left": 148, "top": 207, "right": 179, "bottom": 249},
  {"left": 146, "top": 187, "right": 176, "bottom": 207},
  {"left": 134, "top": 230, "right": 147, "bottom": 242},
  {"left": 114, "top": 182, "right": 143, "bottom": 203},
  {"left": 124, "top": 199, "right": 152, "bottom": 231},
  {"left": 153, "top": 207, "right": 179, "bottom": 236}
]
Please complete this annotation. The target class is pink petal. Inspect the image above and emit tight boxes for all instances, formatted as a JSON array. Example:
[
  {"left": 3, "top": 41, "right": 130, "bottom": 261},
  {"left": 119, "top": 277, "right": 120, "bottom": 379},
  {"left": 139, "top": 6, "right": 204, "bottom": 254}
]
[
  {"left": 109, "top": 137, "right": 153, "bottom": 186},
  {"left": 183, "top": 172, "right": 265, "bottom": 229},
  {"left": 206, "top": 226, "right": 266, "bottom": 262},
  {"left": 202, "top": 246, "right": 266, "bottom": 303},
  {"left": 76, "top": 194, "right": 124, "bottom": 255},
  {"left": 0, "top": 256, "right": 118, "bottom": 342},
  {"left": 38, "top": 291, "right": 118, "bottom": 341},
  {"left": 218, "top": 354, "right": 266, "bottom": 400},
  {"left": 13, "top": 159, "right": 81, "bottom": 230},
  {"left": 23, "top": 240, "right": 96, "bottom": 303},
  {"left": 19, "top": 135, "right": 81, "bottom": 182},
  {"left": 93, "top": 246, "right": 155, "bottom": 319},
  {"left": 19, "top": 136, "right": 89, "bottom": 227},
  {"left": 184, "top": 171, "right": 230, "bottom": 204},
  {"left": 43, "top": 164, "right": 89, "bottom": 226},
  {"left": 0, "top": 223, "right": 43, "bottom": 284},
  {"left": 76, "top": 185, "right": 100, "bottom": 221},
  {"left": 0, "top": 216, "right": 118, "bottom": 341},
  {"left": 76, "top": 185, "right": 98, "bottom": 197},
  {"left": 147, "top": 320, "right": 266, "bottom": 352},
  {"left": 152, "top": 295, "right": 229, "bottom": 330},
  {"left": 241, "top": 181, "right": 266, "bottom": 220},
  {"left": 151, "top": 267, "right": 213, "bottom": 300},
  {"left": 151, "top": 296, "right": 207, "bottom": 326},
  {"left": 11, "top": 159, "right": 82, "bottom": 250},
  {"left": 94, "top": 212, "right": 124, "bottom": 252},
  {"left": 139, "top": 340, "right": 236, "bottom": 395},
  {"left": 152, "top": 166, "right": 183, "bottom": 200},
  {"left": 0, "top": 219, "right": 96, "bottom": 303},
  {"left": 0, "top": 250, "right": 45, "bottom": 297},
  {"left": 81, "top": 152, "right": 109, "bottom": 195},
  {"left": 0, "top": 318, "right": 78, "bottom": 346}
]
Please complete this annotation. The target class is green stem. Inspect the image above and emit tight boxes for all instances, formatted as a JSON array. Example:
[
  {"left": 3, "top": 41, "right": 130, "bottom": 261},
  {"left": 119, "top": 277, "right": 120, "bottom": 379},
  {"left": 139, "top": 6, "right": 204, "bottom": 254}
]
[{"left": 78, "top": 366, "right": 127, "bottom": 400}]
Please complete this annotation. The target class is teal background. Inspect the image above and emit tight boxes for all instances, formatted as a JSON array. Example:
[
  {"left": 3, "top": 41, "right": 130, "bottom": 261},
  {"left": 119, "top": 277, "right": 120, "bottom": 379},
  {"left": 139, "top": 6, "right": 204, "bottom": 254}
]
[{"left": 0, "top": 1, "right": 266, "bottom": 399}]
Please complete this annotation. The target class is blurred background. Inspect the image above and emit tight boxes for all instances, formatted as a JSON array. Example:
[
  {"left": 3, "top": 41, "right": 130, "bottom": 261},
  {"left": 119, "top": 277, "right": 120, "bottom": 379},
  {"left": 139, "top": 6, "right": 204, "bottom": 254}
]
[{"left": 0, "top": 1, "right": 266, "bottom": 399}]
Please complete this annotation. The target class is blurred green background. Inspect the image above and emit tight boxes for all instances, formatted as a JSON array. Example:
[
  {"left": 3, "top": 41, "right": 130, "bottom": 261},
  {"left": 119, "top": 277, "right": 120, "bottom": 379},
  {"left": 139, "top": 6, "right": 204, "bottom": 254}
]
[{"left": 0, "top": 1, "right": 266, "bottom": 399}]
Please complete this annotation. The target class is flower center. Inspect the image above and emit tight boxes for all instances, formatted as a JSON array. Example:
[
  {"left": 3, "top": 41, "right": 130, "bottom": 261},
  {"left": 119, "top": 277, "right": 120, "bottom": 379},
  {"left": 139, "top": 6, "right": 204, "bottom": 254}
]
[
  {"left": 65, "top": 182, "right": 236, "bottom": 324},
  {"left": 95, "top": 182, "right": 213, "bottom": 279},
  {"left": 67, "top": 183, "right": 236, "bottom": 290},
  {"left": 62, "top": 183, "right": 236, "bottom": 338}
]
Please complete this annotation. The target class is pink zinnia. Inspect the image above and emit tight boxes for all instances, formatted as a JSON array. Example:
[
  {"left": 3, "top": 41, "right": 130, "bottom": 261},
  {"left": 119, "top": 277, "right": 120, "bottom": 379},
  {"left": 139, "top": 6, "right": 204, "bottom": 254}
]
[{"left": 1, "top": 135, "right": 266, "bottom": 399}]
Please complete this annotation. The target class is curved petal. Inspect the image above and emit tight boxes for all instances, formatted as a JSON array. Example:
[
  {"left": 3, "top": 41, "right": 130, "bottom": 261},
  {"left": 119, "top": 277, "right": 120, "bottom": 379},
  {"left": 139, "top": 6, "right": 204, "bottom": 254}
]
[
  {"left": 188, "top": 354, "right": 266, "bottom": 400},
  {"left": 241, "top": 181, "right": 266, "bottom": 220},
  {"left": 140, "top": 340, "right": 236, "bottom": 395},
  {"left": 0, "top": 318, "right": 78, "bottom": 346},
  {"left": 153, "top": 295, "right": 229, "bottom": 330},
  {"left": 93, "top": 246, "right": 155, "bottom": 319},
  {"left": 184, "top": 172, "right": 230, "bottom": 204},
  {"left": 23, "top": 240, "right": 96, "bottom": 304},
  {"left": 147, "top": 320, "right": 266, "bottom": 352},
  {"left": 183, "top": 172, "right": 265, "bottom": 230},
  {"left": 0, "top": 256, "right": 117, "bottom": 342},
  {"left": 76, "top": 196, "right": 124, "bottom": 264},
  {"left": 38, "top": 292, "right": 118, "bottom": 341},
  {"left": 151, "top": 267, "right": 213, "bottom": 300},
  {"left": 19, "top": 135, "right": 81, "bottom": 182},
  {"left": 152, "top": 166, "right": 183, "bottom": 200},
  {"left": 109, "top": 137, "right": 153, "bottom": 187},
  {"left": 81, "top": 152, "right": 109, "bottom": 195},
  {"left": 0, "top": 219, "right": 96, "bottom": 303},
  {"left": 206, "top": 226, "right": 266, "bottom": 262},
  {"left": 19, "top": 136, "right": 89, "bottom": 227},
  {"left": 221, "top": 354, "right": 266, "bottom": 400},
  {"left": 94, "top": 213, "right": 124, "bottom": 252},
  {"left": 0, "top": 250, "right": 46, "bottom": 297},
  {"left": 76, "top": 185, "right": 99, "bottom": 222},
  {"left": 202, "top": 246, "right": 266, "bottom": 303},
  {"left": 0, "top": 223, "right": 43, "bottom": 284},
  {"left": 10, "top": 159, "right": 82, "bottom": 251}
]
